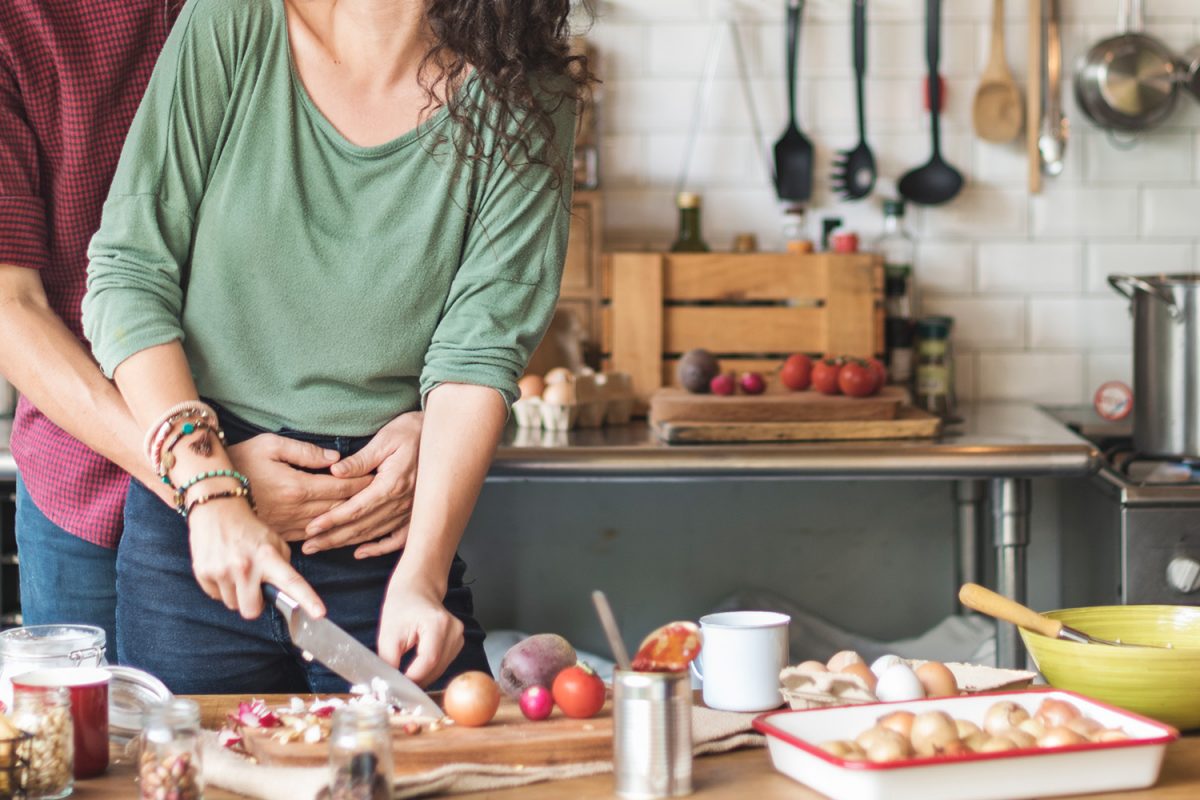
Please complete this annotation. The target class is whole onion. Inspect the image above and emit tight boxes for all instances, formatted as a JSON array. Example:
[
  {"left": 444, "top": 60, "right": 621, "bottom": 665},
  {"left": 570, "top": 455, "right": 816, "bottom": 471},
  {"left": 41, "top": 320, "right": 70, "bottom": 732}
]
[
  {"left": 955, "top": 719, "right": 981, "bottom": 739},
  {"left": 911, "top": 711, "right": 959, "bottom": 756},
  {"left": 1035, "top": 698, "right": 1082, "bottom": 729},
  {"left": 1038, "top": 726, "right": 1088, "bottom": 748},
  {"left": 1005, "top": 729, "right": 1036, "bottom": 749},
  {"left": 980, "top": 736, "right": 1017, "bottom": 753},
  {"left": 984, "top": 701, "right": 1030, "bottom": 736},
  {"left": 1096, "top": 728, "right": 1130, "bottom": 743},
  {"left": 1017, "top": 718, "right": 1046, "bottom": 740},
  {"left": 1066, "top": 716, "right": 1103, "bottom": 740},
  {"left": 878, "top": 711, "right": 915, "bottom": 738},
  {"left": 820, "top": 740, "right": 866, "bottom": 760}
]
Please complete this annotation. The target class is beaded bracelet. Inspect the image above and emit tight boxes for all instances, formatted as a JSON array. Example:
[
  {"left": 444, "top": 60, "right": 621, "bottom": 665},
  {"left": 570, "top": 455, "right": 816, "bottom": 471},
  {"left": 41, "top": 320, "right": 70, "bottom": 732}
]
[
  {"left": 159, "top": 421, "right": 226, "bottom": 479},
  {"left": 173, "top": 469, "right": 250, "bottom": 513},
  {"left": 144, "top": 401, "right": 218, "bottom": 467},
  {"left": 183, "top": 486, "right": 254, "bottom": 519}
]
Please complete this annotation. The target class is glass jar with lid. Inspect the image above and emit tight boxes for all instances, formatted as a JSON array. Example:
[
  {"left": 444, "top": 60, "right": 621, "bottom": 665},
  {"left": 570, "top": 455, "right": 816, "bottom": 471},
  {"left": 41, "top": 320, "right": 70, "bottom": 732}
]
[
  {"left": 0, "top": 626, "right": 106, "bottom": 709},
  {"left": 329, "top": 704, "right": 393, "bottom": 800},
  {"left": 139, "top": 699, "right": 203, "bottom": 800},
  {"left": 914, "top": 316, "right": 955, "bottom": 418}
]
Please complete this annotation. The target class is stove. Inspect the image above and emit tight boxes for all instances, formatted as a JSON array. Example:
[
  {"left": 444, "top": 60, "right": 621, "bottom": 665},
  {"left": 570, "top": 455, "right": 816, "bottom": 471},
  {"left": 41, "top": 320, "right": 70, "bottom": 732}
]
[{"left": 1050, "top": 408, "right": 1200, "bottom": 607}]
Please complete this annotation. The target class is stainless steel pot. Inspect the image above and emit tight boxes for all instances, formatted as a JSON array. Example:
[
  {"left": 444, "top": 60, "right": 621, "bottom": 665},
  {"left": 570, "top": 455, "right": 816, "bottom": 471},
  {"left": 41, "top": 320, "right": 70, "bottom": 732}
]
[
  {"left": 1109, "top": 274, "right": 1200, "bottom": 460},
  {"left": 1075, "top": 0, "right": 1179, "bottom": 133}
]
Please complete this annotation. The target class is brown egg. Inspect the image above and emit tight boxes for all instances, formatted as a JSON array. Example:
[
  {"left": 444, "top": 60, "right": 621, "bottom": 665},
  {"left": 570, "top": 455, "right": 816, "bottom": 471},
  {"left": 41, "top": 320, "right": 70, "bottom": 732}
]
[
  {"left": 840, "top": 662, "right": 878, "bottom": 693},
  {"left": 518, "top": 374, "right": 546, "bottom": 400},
  {"left": 914, "top": 661, "right": 958, "bottom": 697}
]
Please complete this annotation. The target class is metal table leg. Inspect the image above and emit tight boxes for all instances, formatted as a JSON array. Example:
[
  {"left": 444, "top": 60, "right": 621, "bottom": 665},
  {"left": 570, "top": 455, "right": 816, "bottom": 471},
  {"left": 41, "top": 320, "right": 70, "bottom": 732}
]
[
  {"left": 954, "top": 480, "right": 986, "bottom": 614},
  {"left": 991, "top": 478, "right": 1031, "bottom": 669}
]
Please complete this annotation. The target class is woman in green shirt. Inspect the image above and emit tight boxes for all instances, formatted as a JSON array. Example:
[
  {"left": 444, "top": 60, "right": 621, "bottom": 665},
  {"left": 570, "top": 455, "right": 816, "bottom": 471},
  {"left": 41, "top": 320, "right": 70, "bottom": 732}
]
[{"left": 82, "top": 0, "right": 583, "bottom": 692}]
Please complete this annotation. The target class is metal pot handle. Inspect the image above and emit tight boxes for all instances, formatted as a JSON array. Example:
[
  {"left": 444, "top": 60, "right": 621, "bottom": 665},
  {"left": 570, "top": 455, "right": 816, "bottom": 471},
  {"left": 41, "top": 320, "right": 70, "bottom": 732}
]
[{"left": 1108, "top": 274, "right": 1184, "bottom": 321}]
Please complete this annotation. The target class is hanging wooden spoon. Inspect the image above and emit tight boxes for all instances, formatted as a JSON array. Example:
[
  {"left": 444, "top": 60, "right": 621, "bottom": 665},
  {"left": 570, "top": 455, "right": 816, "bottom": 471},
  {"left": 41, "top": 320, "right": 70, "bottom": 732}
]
[{"left": 972, "top": 0, "right": 1024, "bottom": 142}]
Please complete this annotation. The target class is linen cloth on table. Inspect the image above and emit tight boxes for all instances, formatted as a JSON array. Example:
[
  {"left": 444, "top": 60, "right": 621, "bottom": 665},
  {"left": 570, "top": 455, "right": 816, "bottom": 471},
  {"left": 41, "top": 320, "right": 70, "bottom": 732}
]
[{"left": 200, "top": 704, "right": 765, "bottom": 799}]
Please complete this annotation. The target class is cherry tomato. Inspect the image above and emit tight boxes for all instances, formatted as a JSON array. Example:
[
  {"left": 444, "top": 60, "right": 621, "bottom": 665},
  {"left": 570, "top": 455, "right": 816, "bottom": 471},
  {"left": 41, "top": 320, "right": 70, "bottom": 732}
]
[
  {"left": 866, "top": 358, "right": 887, "bottom": 391},
  {"left": 780, "top": 354, "right": 813, "bottom": 391},
  {"left": 443, "top": 671, "right": 501, "bottom": 727},
  {"left": 551, "top": 664, "right": 606, "bottom": 719},
  {"left": 838, "top": 361, "right": 878, "bottom": 398},
  {"left": 811, "top": 359, "right": 843, "bottom": 395}
]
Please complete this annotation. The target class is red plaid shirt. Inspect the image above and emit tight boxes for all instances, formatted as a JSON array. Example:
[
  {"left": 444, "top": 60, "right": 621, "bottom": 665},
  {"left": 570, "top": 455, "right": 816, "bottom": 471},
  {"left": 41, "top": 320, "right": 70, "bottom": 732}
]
[{"left": 0, "top": 1, "right": 181, "bottom": 547}]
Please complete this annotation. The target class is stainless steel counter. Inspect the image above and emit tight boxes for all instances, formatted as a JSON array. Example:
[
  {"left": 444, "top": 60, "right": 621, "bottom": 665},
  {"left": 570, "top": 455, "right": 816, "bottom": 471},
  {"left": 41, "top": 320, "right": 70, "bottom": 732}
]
[{"left": 493, "top": 402, "right": 1099, "bottom": 479}]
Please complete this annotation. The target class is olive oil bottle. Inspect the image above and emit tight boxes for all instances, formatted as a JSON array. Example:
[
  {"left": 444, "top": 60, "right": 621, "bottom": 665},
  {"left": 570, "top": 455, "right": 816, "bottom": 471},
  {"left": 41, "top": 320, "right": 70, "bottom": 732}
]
[{"left": 670, "top": 192, "right": 710, "bottom": 252}]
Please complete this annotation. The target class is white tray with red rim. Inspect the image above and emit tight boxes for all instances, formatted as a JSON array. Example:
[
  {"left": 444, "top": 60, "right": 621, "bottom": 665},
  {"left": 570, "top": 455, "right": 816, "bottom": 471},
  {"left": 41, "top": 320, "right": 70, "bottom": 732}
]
[{"left": 752, "top": 688, "right": 1178, "bottom": 800}]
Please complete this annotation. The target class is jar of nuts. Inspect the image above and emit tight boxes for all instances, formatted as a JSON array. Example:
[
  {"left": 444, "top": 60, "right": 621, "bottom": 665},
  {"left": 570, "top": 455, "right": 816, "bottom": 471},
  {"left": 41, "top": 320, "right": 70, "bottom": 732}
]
[
  {"left": 11, "top": 686, "right": 74, "bottom": 799},
  {"left": 139, "top": 699, "right": 203, "bottom": 800}
]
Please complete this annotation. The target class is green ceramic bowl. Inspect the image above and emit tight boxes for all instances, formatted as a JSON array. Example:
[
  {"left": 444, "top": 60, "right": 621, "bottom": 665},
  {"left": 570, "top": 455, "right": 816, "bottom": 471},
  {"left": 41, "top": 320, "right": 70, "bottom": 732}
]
[{"left": 1020, "top": 605, "right": 1200, "bottom": 730}]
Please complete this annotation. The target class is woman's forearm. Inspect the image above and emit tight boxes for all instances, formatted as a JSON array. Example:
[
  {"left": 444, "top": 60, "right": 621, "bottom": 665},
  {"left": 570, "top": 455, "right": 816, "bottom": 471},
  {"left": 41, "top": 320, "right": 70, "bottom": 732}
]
[{"left": 392, "top": 383, "right": 507, "bottom": 594}]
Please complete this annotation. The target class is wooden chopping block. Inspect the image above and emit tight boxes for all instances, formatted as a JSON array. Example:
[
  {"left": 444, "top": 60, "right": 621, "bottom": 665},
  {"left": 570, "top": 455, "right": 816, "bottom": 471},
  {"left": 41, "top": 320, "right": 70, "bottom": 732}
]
[{"left": 649, "top": 386, "right": 905, "bottom": 425}]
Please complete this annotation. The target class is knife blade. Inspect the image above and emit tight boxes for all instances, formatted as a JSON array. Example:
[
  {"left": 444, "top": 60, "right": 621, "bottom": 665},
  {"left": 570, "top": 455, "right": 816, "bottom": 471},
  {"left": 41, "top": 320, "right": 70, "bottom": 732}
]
[{"left": 263, "top": 584, "right": 439, "bottom": 717}]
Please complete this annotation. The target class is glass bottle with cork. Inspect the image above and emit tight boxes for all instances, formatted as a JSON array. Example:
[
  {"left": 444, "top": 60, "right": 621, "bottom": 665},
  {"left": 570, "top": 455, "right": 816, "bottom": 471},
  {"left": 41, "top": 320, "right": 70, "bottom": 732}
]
[
  {"left": 877, "top": 199, "right": 916, "bottom": 377},
  {"left": 670, "top": 192, "right": 709, "bottom": 253}
]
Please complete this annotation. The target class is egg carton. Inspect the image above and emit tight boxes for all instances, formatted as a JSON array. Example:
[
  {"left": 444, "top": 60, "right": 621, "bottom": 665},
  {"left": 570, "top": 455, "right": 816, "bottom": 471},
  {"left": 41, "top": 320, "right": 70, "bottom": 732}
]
[{"left": 512, "top": 372, "right": 635, "bottom": 431}]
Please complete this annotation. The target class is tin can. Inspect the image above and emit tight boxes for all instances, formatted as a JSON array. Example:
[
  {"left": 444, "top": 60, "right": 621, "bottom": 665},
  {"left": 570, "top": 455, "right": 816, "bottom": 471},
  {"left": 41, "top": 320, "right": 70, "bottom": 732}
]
[{"left": 613, "top": 670, "right": 692, "bottom": 799}]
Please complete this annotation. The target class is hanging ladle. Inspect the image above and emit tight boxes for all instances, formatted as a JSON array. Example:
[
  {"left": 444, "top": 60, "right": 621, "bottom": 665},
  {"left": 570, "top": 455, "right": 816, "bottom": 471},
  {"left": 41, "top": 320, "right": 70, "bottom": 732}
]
[{"left": 899, "top": 0, "right": 963, "bottom": 206}]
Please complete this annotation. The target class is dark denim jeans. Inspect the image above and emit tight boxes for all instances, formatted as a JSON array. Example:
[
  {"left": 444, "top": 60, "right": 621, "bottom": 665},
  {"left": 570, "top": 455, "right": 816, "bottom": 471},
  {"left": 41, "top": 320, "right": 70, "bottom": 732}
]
[
  {"left": 116, "top": 405, "right": 489, "bottom": 694},
  {"left": 15, "top": 477, "right": 119, "bottom": 661}
]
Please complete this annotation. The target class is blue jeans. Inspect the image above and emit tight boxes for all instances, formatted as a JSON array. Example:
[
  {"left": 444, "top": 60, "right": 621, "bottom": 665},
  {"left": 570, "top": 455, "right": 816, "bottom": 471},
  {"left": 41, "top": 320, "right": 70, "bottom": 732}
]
[
  {"left": 14, "top": 477, "right": 119, "bottom": 661},
  {"left": 116, "top": 406, "right": 489, "bottom": 694}
]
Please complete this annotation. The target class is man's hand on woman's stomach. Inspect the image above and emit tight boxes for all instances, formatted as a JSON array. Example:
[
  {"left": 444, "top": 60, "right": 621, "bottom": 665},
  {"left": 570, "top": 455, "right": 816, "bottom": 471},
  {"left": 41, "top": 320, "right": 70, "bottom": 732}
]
[{"left": 225, "top": 419, "right": 420, "bottom": 555}]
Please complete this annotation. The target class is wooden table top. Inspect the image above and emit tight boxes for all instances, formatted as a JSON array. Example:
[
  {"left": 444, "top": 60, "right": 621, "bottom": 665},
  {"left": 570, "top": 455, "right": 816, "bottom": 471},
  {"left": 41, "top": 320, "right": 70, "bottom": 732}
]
[{"left": 74, "top": 696, "right": 1200, "bottom": 799}]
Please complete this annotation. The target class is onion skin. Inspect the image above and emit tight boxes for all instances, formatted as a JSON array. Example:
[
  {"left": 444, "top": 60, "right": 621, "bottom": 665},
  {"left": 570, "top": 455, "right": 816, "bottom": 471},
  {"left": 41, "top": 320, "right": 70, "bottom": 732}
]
[
  {"left": 1096, "top": 728, "right": 1130, "bottom": 743},
  {"left": 1066, "top": 716, "right": 1103, "bottom": 740},
  {"left": 964, "top": 731, "right": 990, "bottom": 752},
  {"left": 1017, "top": 718, "right": 1046, "bottom": 740},
  {"left": 866, "top": 734, "right": 912, "bottom": 763},
  {"left": 443, "top": 672, "right": 502, "bottom": 728},
  {"left": 955, "top": 719, "right": 981, "bottom": 739},
  {"left": 820, "top": 740, "right": 866, "bottom": 760},
  {"left": 984, "top": 701, "right": 1031, "bottom": 736},
  {"left": 1004, "top": 729, "right": 1037, "bottom": 749},
  {"left": 1036, "top": 698, "right": 1083, "bottom": 729},
  {"left": 981, "top": 736, "right": 1017, "bottom": 753}
]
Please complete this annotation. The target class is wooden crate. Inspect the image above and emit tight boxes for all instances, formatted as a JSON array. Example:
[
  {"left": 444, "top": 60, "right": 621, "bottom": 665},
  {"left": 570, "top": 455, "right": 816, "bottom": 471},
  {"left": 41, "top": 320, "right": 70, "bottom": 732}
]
[{"left": 601, "top": 252, "right": 884, "bottom": 405}]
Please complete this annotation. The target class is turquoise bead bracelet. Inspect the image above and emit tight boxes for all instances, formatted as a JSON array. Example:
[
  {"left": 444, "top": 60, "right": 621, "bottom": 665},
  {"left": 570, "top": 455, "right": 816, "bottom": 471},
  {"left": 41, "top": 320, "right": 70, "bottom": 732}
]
[{"left": 173, "top": 469, "right": 250, "bottom": 515}]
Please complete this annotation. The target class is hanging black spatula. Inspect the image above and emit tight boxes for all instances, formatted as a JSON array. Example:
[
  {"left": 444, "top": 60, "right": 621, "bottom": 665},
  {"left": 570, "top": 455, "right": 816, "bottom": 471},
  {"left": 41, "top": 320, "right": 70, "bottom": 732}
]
[{"left": 773, "top": 0, "right": 814, "bottom": 202}]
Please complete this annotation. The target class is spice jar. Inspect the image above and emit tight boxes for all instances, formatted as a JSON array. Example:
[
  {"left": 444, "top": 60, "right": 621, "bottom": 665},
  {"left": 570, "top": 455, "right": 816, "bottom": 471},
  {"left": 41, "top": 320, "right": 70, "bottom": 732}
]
[
  {"left": 12, "top": 686, "right": 74, "bottom": 799},
  {"left": 0, "top": 626, "right": 107, "bottom": 710},
  {"left": 914, "top": 316, "right": 955, "bottom": 418},
  {"left": 139, "top": 699, "right": 203, "bottom": 800},
  {"left": 329, "top": 705, "right": 392, "bottom": 800}
]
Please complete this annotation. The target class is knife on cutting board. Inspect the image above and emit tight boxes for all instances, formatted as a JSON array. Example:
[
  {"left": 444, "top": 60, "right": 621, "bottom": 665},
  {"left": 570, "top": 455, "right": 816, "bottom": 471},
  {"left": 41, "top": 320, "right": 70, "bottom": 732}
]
[{"left": 263, "top": 583, "right": 439, "bottom": 717}]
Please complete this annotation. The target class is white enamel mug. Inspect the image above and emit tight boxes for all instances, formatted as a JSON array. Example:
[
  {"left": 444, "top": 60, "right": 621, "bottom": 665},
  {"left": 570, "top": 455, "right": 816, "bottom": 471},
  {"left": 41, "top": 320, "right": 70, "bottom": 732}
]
[{"left": 690, "top": 611, "right": 790, "bottom": 712}]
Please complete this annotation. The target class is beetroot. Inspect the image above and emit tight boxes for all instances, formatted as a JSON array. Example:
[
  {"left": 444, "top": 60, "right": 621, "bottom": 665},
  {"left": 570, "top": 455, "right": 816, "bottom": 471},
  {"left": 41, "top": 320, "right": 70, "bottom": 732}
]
[{"left": 498, "top": 633, "right": 578, "bottom": 699}]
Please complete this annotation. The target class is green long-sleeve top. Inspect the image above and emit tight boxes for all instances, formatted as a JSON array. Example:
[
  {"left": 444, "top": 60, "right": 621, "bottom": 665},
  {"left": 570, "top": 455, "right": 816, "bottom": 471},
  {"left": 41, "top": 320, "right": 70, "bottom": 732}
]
[{"left": 83, "top": 0, "right": 574, "bottom": 435}]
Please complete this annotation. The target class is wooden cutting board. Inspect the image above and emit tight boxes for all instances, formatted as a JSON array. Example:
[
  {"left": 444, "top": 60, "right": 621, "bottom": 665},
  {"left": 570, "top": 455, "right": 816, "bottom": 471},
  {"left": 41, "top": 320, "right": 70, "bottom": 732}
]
[
  {"left": 241, "top": 699, "right": 612, "bottom": 774},
  {"left": 654, "top": 406, "right": 942, "bottom": 444},
  {"left": 650, "top": 386, "right": 905, "bottom": 424}
]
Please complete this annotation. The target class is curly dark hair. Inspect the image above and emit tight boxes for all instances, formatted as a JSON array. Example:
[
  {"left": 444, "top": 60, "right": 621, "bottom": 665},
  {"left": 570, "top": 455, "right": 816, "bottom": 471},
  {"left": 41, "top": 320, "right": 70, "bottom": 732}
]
[{"left": 419, "top": 0, "right": 594, "bottom": 189}]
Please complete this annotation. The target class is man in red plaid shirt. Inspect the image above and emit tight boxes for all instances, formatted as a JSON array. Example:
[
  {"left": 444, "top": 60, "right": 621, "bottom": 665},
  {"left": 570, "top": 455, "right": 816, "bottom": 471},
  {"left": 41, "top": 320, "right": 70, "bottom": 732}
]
[{"left": 0, "top": 0, "right": 420, "bottom": 654}]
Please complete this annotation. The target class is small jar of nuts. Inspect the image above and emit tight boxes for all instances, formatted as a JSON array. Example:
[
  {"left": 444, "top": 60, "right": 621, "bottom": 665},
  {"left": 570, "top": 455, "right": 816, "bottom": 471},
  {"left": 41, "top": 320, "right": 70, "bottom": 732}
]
[
  {"left": 139, "top": 699, "right": 203, "bottom": 800},
  {"left": 11, "top": 686, "right": 74, "bottom": 799}
]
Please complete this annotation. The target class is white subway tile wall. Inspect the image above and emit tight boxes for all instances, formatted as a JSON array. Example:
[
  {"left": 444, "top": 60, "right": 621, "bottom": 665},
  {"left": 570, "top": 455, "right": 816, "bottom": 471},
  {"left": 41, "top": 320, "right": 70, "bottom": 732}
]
[{"left": 584, "top": 0, "right": 1200, "bottom": 404}]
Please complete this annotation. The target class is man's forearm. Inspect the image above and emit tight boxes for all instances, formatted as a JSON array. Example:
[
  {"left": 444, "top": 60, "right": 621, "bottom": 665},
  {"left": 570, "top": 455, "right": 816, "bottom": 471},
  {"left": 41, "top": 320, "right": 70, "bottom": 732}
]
[
  {"left": 0, "top": 266, "right": 162, "bottom": 494},
  {"left": 392, "top": 384, "right": 507, "bottom": 594}
]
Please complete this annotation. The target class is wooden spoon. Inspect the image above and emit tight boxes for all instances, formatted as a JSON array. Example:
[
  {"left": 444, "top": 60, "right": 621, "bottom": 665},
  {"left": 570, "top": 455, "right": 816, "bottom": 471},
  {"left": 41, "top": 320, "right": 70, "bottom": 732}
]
[
  {"left": 959, "top": 583, "right": 1167, "bottom": 648},
  {"left": 972, "top": 0, "right": 1024, "bottom": 143}
]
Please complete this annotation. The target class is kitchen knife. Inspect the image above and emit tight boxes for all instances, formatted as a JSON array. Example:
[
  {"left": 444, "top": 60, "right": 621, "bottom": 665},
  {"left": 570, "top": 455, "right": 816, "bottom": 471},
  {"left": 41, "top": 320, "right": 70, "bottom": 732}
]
[{"left": 263, "top": 583, "right": 440, "bottom": 717}]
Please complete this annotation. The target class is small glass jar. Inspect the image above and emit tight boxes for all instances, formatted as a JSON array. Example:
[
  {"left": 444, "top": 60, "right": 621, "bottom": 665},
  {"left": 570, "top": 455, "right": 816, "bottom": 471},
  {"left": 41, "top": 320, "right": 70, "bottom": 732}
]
[
  {"left": 0, "top": 626, "right": 107, "bottom": 709},
  {"left": 914, "top": 316, "right": 955, "bottom": 418},
  {"left": 11, "top": 686, "right": 74, "bottom": 800},
  {"left": 329, "top": 705, "right": 393, "bottom": 800},
  {"left": 139, "top": 699, "right": 203, "bottom": 800}
]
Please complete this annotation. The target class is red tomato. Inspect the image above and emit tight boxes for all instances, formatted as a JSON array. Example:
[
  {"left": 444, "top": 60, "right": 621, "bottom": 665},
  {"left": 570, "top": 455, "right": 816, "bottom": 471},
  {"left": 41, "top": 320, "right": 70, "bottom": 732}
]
[
  {"left": 811, "top": 359, "right": 842, "bottom": 395},
  {"left": 838, "top": 361, "right": 878, "bottom": 398},
  {"left": 780, "top": 354, "right": 813, "bottom": 391},
  {"left": 866, "top": 358, "right": 887, "bottom": 391},
  {"left": 551, "top": 664, "right": 606, "bottom": 719}
]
